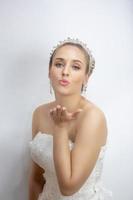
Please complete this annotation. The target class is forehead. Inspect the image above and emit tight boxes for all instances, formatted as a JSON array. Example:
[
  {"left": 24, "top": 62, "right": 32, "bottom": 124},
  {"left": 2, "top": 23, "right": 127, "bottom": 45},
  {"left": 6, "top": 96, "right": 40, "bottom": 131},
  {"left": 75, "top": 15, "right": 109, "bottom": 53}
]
[{"left": 53, "top": 45, "right": 86, "bottom": 62}]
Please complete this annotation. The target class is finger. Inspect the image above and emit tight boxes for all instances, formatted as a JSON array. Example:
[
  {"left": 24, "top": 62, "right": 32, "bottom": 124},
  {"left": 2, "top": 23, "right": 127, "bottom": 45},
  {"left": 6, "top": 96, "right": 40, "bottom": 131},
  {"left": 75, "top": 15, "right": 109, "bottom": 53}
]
[
  {"left": 52, "top": 107, "right": 57, "bottom": 119},
  {"left": 56, "top": 105, "right": 62, "bottom": 118},
  {"left": 50, "top": 109, "right": 54, "bottom": 116},
  {"left": 61, "top": 107, "right": 67, "bottom": 120},
  {"left": 49, "top": 107, "right": 56, "bottom": 119},
  {"left": 49, "top": 109, "right": 55, "bottom": 121}
]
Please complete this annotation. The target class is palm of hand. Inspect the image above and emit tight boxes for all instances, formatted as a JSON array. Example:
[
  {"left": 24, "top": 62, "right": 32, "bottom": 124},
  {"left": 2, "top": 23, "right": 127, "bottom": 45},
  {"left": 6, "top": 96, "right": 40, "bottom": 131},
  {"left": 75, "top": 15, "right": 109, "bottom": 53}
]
[{"left": 49, "top": 105, "right": 82, "bottom": 128}]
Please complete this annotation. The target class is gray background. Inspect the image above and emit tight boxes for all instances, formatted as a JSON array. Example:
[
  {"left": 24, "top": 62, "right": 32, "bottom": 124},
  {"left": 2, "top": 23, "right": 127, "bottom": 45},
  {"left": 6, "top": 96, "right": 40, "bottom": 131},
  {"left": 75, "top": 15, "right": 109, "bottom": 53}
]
[{"left": 0, "top": 0, "right": 133, "bottom": 199}]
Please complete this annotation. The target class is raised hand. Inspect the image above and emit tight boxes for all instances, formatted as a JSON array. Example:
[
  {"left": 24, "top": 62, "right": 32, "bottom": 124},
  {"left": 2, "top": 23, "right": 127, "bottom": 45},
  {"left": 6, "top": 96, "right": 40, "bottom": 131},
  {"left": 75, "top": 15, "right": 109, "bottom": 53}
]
[{"left": 49, "top": 105, "right": 83, "bottom": 129}]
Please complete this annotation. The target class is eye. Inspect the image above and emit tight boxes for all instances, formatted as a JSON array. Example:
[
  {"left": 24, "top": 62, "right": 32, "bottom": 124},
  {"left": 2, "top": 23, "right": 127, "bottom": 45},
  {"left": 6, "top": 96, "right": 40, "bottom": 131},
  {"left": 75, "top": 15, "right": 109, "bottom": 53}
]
[
  {"left": 55, "top": 62, "right": 64, "bottom": 68},
  {"left": 72, "top": 65, "right": 80, "bottom": 70}
]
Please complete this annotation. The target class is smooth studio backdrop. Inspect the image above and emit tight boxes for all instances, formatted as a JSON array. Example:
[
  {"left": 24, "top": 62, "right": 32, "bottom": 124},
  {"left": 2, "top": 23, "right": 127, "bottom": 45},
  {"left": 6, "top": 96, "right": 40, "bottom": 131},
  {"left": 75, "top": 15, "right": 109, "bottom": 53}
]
[{"left": 0, "top": 0, "right": 133, "bottom": 199}]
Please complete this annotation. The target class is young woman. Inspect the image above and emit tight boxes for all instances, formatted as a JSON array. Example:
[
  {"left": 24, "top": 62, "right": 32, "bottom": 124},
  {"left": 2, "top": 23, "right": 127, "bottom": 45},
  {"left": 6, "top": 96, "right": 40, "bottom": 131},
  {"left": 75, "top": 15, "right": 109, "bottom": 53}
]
[{"left": 29, "top": 38, "right": 112, "bottom": 200}]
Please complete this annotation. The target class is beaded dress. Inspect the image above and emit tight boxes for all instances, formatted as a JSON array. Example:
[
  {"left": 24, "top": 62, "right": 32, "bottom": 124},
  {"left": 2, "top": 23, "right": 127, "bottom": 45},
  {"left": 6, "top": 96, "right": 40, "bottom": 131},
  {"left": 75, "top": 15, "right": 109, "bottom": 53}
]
[{"left": 29, "top": 132, "right": 112, "bottom": 200}]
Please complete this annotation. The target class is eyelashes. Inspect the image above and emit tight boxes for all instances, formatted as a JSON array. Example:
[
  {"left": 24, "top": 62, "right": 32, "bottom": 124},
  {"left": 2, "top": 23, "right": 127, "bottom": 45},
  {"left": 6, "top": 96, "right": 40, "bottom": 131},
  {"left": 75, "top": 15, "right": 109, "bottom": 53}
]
[
  {"left": 73, "top": 66, "right": 80, "bottom": 70},
  {"left": 54, "top": 62, "right": 81, "bottom": 70},
  {"left": 55, "top": 63, "right": 64, "bottom": 68}
]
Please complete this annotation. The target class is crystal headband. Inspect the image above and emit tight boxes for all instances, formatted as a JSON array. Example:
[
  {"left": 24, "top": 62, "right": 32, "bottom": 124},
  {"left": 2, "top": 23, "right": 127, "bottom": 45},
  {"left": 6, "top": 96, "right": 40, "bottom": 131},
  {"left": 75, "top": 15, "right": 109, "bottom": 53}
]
[{"left": 50, "top": 37, "right": 95, "bottom": 74}]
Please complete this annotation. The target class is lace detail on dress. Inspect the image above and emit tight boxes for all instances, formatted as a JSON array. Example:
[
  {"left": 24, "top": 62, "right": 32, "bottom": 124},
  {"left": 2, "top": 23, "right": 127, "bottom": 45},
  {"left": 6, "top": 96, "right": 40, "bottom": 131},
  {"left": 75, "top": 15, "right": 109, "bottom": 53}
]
[{"left": 29, "top": 132, "right": 112, "bottom": 200}]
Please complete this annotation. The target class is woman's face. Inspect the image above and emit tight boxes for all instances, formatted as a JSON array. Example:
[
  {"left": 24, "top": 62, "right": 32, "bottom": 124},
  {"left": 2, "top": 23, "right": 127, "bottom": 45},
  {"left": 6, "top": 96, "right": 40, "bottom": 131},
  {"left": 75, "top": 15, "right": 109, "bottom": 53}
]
[{"left": 49, "top": 45, "right": 89, "bottom": 95}]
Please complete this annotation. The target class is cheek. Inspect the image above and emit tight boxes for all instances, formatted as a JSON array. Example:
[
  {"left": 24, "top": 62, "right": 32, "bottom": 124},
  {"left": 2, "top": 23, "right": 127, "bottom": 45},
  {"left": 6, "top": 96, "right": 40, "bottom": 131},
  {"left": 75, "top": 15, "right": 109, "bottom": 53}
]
[
  {"left": 49, "top": 68, "right": 60, "bottom": 81},
  {"left": 72, "top": 73, "right": 85, "bottom": 84}
]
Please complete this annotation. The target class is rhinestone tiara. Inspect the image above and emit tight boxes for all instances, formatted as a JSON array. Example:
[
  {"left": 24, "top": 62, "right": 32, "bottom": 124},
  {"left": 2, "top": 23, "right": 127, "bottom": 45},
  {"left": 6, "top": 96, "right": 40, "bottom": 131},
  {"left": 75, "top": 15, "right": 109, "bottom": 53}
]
[{"left": 50, "top": 37, "right": 95, "bottom": 74}]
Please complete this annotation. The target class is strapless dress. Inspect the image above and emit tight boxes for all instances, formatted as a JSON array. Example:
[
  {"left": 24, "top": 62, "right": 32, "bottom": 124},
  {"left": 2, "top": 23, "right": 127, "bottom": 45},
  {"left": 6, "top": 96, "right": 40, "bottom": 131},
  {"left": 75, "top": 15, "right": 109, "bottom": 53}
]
[{"left": 29, "top": 132, "right": 112, "bottom": 200}]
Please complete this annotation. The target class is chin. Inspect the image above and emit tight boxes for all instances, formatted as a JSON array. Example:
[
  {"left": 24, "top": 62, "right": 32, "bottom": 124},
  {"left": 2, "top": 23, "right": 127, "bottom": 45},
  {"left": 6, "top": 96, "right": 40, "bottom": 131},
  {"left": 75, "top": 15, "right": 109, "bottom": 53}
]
[
  {"left": 54, "top": 88, "right": 73, "bottom": 96},
  {"left": 58, "top": 91, "right": 72, "bottom": 96}
]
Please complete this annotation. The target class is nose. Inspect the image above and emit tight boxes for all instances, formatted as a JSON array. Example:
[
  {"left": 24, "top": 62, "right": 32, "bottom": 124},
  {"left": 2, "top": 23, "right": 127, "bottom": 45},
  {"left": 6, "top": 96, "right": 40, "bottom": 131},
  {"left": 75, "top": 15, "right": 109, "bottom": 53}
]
[{"left": 62, "top": 66, "right": 70, "bottom": 76}]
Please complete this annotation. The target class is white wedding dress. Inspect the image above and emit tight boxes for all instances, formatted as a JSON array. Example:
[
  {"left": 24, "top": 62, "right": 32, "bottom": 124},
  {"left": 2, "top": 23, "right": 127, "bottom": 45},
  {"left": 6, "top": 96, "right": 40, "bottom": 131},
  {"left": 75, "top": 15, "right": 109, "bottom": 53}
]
[{"left": 29, "top": 132, "right": 112, "bottom": 200}]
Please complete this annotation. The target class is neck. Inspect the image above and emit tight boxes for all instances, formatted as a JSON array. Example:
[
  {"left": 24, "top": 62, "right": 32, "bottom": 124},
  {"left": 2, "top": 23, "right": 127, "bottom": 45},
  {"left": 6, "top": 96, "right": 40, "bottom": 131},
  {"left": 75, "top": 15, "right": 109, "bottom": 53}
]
[{"left": 53, "top": 93, "right": 85, "bottom": 113}]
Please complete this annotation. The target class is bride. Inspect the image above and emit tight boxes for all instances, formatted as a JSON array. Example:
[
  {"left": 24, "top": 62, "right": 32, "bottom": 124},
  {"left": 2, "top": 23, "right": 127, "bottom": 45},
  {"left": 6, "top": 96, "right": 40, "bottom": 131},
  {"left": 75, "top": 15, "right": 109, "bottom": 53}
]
[{"left": 29, "top": 38, "right": 112, "bottom": 200}]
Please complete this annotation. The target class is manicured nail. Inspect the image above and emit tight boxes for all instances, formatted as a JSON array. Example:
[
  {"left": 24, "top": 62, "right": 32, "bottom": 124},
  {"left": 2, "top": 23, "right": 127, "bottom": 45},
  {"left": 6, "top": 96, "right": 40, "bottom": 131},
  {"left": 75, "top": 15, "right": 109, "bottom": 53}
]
[{"left": 57, "top": 105, "right": 61, "bottom": 109}]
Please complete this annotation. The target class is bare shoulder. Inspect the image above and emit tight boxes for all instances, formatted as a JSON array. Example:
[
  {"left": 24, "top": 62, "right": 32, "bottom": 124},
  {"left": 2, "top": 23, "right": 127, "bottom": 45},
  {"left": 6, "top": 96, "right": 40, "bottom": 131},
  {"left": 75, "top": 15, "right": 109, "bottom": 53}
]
[
  {"left": 86, "top": 102, "right": 107, "bottom": 124},
  {"left": 76, "top": 101, "right": 108, "bottom": 146},
  {"left": 33, "top": 101, "right": 55, "bottom": 116},
  {"left": 79, "top": 100, "right": 107, "bottom": 123},
  {"left": 32, "top": 101, "right": 54, "bottom": 137}
]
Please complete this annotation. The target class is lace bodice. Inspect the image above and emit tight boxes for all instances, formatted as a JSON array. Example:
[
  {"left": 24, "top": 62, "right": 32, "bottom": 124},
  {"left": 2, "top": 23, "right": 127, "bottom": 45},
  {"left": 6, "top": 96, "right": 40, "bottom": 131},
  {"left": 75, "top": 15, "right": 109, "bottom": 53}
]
[{"left": 29, "top": 132, "right": 112, "bottom": 200}]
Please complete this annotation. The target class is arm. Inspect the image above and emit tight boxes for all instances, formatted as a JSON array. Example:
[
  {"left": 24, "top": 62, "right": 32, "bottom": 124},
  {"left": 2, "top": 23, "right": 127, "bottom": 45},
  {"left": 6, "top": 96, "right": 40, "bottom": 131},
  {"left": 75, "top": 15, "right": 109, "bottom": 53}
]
[
  {"left": 53, "top": 108, "right": 107, "bottom": 196},
  {"left": 28, "top": 108, "right": 46, "bottom": 200},
  {"left": 29, "top": 161, "right": 45, "bottom": 200}
]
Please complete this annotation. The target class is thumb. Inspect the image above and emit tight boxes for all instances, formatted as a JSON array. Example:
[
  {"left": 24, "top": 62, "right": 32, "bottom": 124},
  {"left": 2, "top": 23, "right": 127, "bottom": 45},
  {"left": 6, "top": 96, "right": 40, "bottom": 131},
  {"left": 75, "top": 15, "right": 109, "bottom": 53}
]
[{"left": 71, "top": 109, "right": 83, "bottom": 119}]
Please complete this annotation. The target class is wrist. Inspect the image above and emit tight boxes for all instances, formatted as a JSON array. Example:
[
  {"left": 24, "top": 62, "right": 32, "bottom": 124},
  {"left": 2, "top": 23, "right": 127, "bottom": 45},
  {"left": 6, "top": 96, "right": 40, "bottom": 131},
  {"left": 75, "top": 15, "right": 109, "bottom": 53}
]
[
  {"left": 54, "top": 124, "right": 67, "bottom": 131},
  {"left": 53, "top": 127, "right": 69, "bottom": 144},
  {"left": 53, "top": 125, "right": 68, "bottom": 137}
]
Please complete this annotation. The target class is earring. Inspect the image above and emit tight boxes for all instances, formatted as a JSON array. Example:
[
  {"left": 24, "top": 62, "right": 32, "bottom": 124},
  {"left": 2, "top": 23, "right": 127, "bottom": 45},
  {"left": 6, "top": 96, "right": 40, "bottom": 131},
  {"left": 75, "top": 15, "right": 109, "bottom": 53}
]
[{"left": 83, "top": 84, "right": 87, "bottom": 92}]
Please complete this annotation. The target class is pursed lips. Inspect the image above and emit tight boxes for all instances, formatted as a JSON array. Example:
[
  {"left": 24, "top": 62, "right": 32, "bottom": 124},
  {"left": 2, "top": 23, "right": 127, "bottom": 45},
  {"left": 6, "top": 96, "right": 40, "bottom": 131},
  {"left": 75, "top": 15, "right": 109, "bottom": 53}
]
[{"left": 59, "top": 79, "right": 70, "bottom": 85}]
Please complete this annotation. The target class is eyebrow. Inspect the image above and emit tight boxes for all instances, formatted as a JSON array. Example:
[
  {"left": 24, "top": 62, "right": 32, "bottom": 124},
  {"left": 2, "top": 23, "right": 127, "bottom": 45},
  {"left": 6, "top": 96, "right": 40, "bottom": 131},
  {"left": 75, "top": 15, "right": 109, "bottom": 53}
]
[{"left": 54, "top": 58, "right": 83, "bottom": 65}]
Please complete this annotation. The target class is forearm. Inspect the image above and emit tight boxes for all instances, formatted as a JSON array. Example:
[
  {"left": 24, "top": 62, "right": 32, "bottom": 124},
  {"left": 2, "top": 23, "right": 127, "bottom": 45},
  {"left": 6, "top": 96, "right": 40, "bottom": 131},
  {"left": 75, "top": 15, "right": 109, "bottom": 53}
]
[
  {"left": 29, "top": 181, "right": 43, "bottom": 200},
  {"left": 53, "top": 127, "right": 72, "bottom": 188}
]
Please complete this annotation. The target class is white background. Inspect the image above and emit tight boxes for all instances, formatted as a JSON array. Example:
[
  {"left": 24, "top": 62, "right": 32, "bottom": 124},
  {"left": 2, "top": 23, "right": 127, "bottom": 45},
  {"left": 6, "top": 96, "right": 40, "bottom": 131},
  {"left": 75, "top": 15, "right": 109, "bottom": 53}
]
[{"left": 0, "top": 0, "right": 133, "bottom": 199}]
